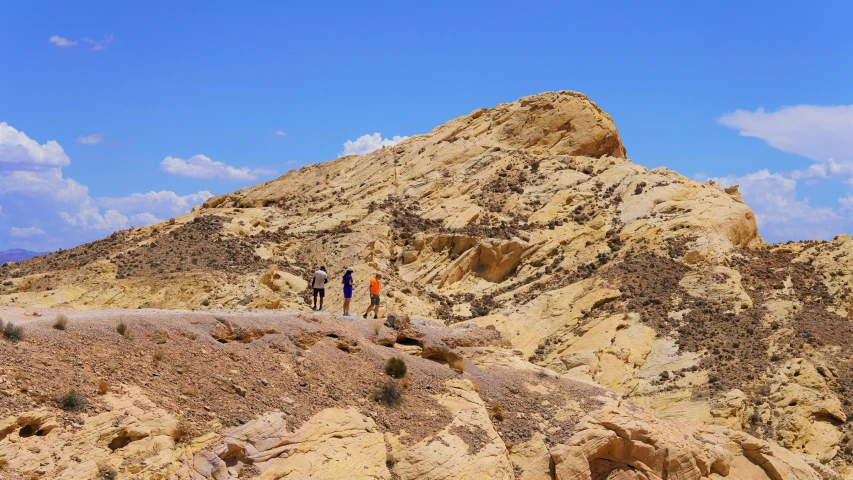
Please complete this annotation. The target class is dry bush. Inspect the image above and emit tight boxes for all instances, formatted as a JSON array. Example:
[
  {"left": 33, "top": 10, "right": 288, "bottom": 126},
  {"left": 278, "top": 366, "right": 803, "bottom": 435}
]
[
  {"left": 59, "top": 389, "right": 86, "bottom": 411},
  {"left": 171, "top": 421, "right": 192, "bottom": 443},
  {"left": 371, "top": 320, "right": 382, "bottom": 336},
  {"left": 0, "top": 317, "right": 3, "bottom": 330},
  {"left": 97, "top": 380, "right": 110, "bottom": 395},
  {"left": 153, "top": 348, "right": 165, "bottom": 364},
  {"left": 116, "top": 321, "right": 127, "bottom": 336},
  {"left": 401, "top": 376, "right": 411, "bottom": 389},
  {"left": 53, "top": 314, "right": 68, "bottom": 331},
  {"left": 97, "top": 465, "right": 118, "bottom": 480},
  {"left": 448, "top": 356, "right": 464, "bottom": 373},
  {"left": 373, "top": 379, "right": 403, "bottom": 407},
  {"left": 181, "top": 384, "right": 198, "bottom": 397},
  {"left": 2, "top": 322, "right": 23, "bottom": 342},
  {"left": 489, "top": 401, "right": 504, "bottom": 421},
  {"left": 471, "top": 380, "right": 481, "bottom": 392},
  {"left": 19, "top": 381, "right": 29, "bottom": 393},
  {"left": 385, "top": 357, "right": 407, "bottom": 379}
]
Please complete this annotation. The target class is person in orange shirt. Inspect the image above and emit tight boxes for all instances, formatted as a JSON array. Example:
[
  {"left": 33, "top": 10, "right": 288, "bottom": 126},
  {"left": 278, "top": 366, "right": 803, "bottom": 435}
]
[{"left": 363, "top": 273, "right": 382, "bottom": 319}]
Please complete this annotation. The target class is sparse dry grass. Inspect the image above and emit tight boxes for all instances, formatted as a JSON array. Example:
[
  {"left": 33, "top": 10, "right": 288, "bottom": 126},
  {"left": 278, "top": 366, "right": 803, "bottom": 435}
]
[
  {"left": 181, "top": 384, "right": 198, "bottom": 396},
  {"left": 19, "top": 381, "right": 29, "bottom": 393},
  {"left": 97, "top": 380, "right": 110, "bottom": 395},
  {"left": 53, "top": 314, "right": 68, "bottom": 331},
  {"left": 153, "top": 348, "right": 165, "bottom": 364},
  {"left": 371, "top": 320, "right": 382, "bottom": 336},
  {"left": 489, "top": 401, "right": 504, "bottom": 421},
  {"left": 401, "top": 377, "right": 411, "bottom": 389},
  {"left": 448, "top": 356, "right": 464, "bottom": 373},
  {"left": 471, "top": 380, "right": 481, "bottom": 392},
  {"left": 171, "top": 421, "right": 192, "bottom": 443},
  {"left": 116, "top": 321, "right": 127, "bottom": 336}
]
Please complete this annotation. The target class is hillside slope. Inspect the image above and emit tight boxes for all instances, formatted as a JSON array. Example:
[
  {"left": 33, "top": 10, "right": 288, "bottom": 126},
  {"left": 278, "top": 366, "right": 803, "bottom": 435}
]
[{"left": 2, "top": 91, "right": 853, "bottom": 475}]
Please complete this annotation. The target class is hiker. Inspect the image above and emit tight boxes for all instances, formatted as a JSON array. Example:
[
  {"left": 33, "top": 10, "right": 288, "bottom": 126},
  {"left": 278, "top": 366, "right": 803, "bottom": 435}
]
[
  {"left": 312, "top": 266, "right": 328, "bottom": 310},
  {"left": 342, "top": 267, "right": 354, "bottom": 316},
  {"left": 363, "top": 273, "right": 382, "bottom": 319}
]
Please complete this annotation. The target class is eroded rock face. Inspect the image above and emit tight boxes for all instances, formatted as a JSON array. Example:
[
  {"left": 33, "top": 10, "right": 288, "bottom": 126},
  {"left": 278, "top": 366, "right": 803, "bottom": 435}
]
[
  {"left": 550, "top": 401, "right": 825, "bottom": 480},
  {"left": 0, "top": 387, "right": 182, "bottom": 479}
]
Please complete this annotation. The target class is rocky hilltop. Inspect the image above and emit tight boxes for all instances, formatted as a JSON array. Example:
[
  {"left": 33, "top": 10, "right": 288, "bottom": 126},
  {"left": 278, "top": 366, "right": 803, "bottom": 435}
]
[{"left": 1, "top": 91, "right": 852, "bottom": 479}]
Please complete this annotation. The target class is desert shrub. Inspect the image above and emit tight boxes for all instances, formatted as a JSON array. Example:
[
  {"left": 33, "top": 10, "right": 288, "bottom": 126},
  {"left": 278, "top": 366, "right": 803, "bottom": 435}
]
[
  {"left": 385, "top": 357, "right": 407, "bottom": 379},
  {"left": 489, "top": 402, "right": 504, "bottom": 421},
  {"left": 373, "top": 379, "right": 403, "bottom": 407},
  {"left": 171, "top": 421, "right": 191, "bottom": 443},
  {"left": 116, "top": 321, "right": 127, "bottom": 336},
  {"left": 371, "top": 320, "right": 382, "bottom": 336},
  {"left": 448, "top": 356, "right": 464, "bottom": 373},
  {"left": 53, "top": 314, "right": 68, "bottom": 331},
  {"left": 153, "top": 348, "right": 164, "bottom": 364},
  {"left": 0, "top": 317, "right": 4, "bottom": 330},
  {"left": 59, "top": 389, "right": 86, "bottom": 411},
  {"left": 97, "top": 465, "right": 118, "bottom": 480},
  {"left": 2, "top": 322, "right": 23, "bottom": 342},
  {"left": 97, "top": 380, "right": 110, "bottom": 395}
]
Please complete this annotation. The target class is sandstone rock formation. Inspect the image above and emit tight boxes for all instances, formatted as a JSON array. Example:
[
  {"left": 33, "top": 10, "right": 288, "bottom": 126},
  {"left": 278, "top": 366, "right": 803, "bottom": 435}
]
[{"left": 1, "top": 90, "right": 852, "bottom": 477}]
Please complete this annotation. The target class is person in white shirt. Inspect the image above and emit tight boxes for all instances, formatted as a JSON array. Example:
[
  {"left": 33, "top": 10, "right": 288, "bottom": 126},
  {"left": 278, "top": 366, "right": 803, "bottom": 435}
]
[{"left": 312, "top": 266, "right": 328, "bottom": 310}]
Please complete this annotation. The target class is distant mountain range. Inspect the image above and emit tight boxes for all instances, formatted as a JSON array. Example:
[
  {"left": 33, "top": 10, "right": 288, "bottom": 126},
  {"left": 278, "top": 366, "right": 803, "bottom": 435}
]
[{"left": 0, "top": 249, "right": 48, "bottom": 263}]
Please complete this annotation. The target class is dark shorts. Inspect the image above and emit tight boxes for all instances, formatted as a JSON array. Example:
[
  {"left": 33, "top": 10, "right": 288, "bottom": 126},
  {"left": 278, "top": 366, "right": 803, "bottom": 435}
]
[
  {"left": 343, "top": 287, "right": 353, "bottom": 299},
  {"left": 313, "top": 288, "right": 325, "bottom": 298},
  {"left": 370, "top": 294, "right": 380, "bottom": 305}
]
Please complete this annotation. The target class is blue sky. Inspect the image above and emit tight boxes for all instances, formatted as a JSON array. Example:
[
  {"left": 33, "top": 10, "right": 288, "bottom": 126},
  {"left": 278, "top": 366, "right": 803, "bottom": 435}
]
[{"left": 1, "top": 1, "right": 851, "bottom": 251}]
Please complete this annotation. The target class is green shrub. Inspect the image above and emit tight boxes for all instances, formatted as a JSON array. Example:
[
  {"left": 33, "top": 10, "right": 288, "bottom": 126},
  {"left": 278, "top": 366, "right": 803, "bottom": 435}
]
[
  {"left": 385, "top": 357, "right": 407, "bottom": 379},
  {"left": 59, "top": 389, "right": 86, "bottom": 411},
  {"left": 116, "top": 322, "right": 127, "bottom": 336},
  {"left": 2, "top": 322, "right": 23, "bottom": 342}
]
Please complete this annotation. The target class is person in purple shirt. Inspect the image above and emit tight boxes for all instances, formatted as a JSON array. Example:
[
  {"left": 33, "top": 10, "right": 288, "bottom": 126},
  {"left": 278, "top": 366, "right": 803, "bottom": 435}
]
[{"left": 342, "top": 267, "right": 355, "bottom": 316}]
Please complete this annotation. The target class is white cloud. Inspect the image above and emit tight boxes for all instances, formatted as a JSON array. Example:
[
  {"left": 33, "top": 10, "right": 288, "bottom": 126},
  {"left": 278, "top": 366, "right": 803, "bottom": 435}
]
[
  {"left": 714, "top": 104, "right": 853, "bottom": 242},
  {"left": 160, "top": 154, "right": 275, "bottom": 182},
  {"left": 274, "top": 130, "right": 287, "bottom": 137},
  {"left": 97, "top": 190, "right": 214, "bottom": 218},
  {"left": 340, "top": 133, "right": 409, "bottom": 157},
  {"left": 75, "top": 133, "right": 105, "bottom": 145},
  {"left": 83, "top": 34, "right": 115, "bottom": 51},
  {"left": 0, "top": 122, "right": 71, "bottom": 170},
  {"left": 710, "top": 169, "right": 849, "bottom": 242},
  {"left": 49, "top": 35, "right": 78, "bottom": 47},
  {"left": 718, "top": 105, "right": 853, "bottom": 163},
  {"left": 10, "top": 227, "right": 45, "bottom": 238},
  {"left": 0, "top": 122, "right": 213, "bottom": 250}
]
